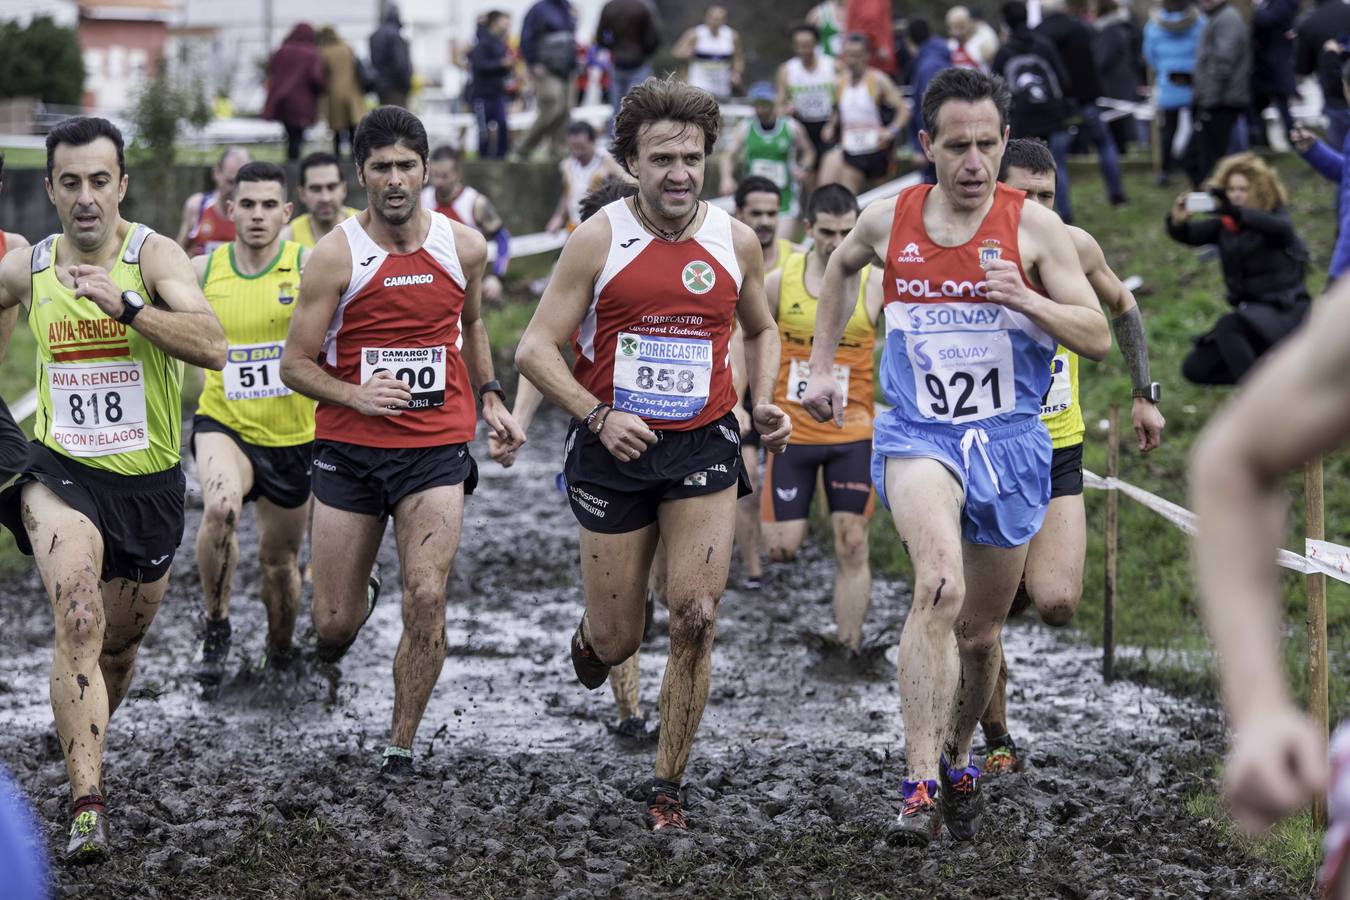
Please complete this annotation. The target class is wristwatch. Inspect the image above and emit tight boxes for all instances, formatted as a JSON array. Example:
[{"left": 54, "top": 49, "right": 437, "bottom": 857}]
[
  {"left": 478, "top": 379, "right": 507, "bottom": 404},
  {"left": 1132, "top": 382, "right": 1162, "bottom": 404},
  {"left": 117, "top": 290, "right": 145, "bottom": 326}
]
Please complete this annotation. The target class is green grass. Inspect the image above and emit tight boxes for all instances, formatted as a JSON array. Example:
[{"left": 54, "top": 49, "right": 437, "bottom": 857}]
[
  {"left": 2, "top": 142, "right": 292, "bottom": 170},
  {"left": 1185, "top": 781, "right": 1323, "bottom": 891}
]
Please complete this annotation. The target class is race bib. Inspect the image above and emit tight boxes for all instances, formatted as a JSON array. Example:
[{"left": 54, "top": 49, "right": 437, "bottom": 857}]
[
  {"left": 612, "top": 331, "right": 712, "bottom": 421},
  {"left": 223, "top": 341, "right": 290, "bottom": 401},
  {"left": 48, "top": 360, "right": 149, "bottom": 457},
  {"left": 907, "top": 331, "right": 1015, "bottom": 425},
  {"left": 787, "top": 358, "right": 849, "bottom": 407},
  {"left": 749, "top": 157, "right": 789, "bottom": 189},
  {"left": 842, "top": 127, "right": 881, "bottom": 154},
  {"left": 1040, "top": 352, "right": 1072, "bottom": 417},
  {"left": 791, "top": 86, "right": 833, "bottom": 121},
  {"left": 361, "top": 346, "right": 446, "bottom": 409}
]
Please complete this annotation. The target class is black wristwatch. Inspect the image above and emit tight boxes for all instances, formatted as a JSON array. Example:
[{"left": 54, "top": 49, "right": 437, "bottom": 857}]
[
  {"left": 117, "top": 290, "right": 145, "bottom": 326},
  {"left": 478, "top": 379, "right": 506, "bottom": 404},
  {"left": 1132, "top": 382, "right": 1162, "bottom": 404}
]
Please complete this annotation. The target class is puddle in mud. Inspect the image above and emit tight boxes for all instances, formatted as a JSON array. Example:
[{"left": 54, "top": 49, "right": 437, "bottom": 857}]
[{"left": 0, "top": 411, "right": 1309, "bottom": 897}]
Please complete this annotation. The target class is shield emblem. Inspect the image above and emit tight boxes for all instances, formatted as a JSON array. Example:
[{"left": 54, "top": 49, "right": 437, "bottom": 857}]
[
  {"left": 278, "top": 282, "right": 295, "bottom": 305},
  {"left": 681, "top": 261, "right": 715, "bottom": 294},
  {"left": 431, "top": 347, "right": 443, "bottom": 363},
  {"left": 619, "top": 336, "right": 639, "bottom": 357},
  {"left": 365, "top": 349, "right": 380, "bottom": 365}
]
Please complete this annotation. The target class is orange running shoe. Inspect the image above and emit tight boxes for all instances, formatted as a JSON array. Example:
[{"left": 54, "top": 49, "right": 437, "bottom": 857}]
[
  {"left": 886, "top": 779, "right": 941, "bottom": 847},
  {"left": 646, "top": 781, "right": 687, "bottom": 831}
]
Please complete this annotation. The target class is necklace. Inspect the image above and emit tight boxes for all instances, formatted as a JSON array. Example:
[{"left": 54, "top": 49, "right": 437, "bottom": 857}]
[{"left": 634, "top": 196, "right": 700, "bottom": 243}]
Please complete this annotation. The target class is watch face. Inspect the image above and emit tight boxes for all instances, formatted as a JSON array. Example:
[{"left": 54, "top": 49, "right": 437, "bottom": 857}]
[{"left": 122, "top": 290, "right": 145, "bottom": 309}]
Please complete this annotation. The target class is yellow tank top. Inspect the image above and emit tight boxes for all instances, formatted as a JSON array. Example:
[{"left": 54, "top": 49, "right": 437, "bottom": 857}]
[
  {"left": 774, "top": 251, "right": 874, "bottom": 444},
  {"left": 1041, "top": 346, "right": 1084, "bottom": 449},
  {"left": 196, "top": 241, "right": 315, "bottom": 446},
  {"left": 289, "top": 207, "right": 358, "bottom": 248}
]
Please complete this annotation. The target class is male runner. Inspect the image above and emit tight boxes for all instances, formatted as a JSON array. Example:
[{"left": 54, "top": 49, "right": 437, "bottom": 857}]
[
  {"left": 420, "top": 144, "right": 510, "bottom": 304},
  {"left": 0, "top": 117, "right": 227, "bottom": 862},
  {"left": 177, "top": 146, "right": 252, "bottom": 257},
  {"left": 819, "top": 33, "right": 909, "bottom": 194},
  {"left": 0, "top": 150, "right": 30, "bottom": 479},
  {"left": 189, "top": 161, "right": 315, "bottom": 685},
  {"left": 281, "top": 106, "right": 524, "bottom": 778},
  {"left": 718, "top": 83, "right": 816, "bottom": 238},
  {"left": 282, "top": 151, "right": 359, "bottom": 248},
  {"left": 761, "top": 184, "right": 882, "bottom": 655},
  {"left": 777, "top": 24, "right": 838, "bottom": 175},
  {"left": 515, "top": 76, "right": 791, "bottom": 830},
  {"left": 546, "top": 121, "right": 628, "bottom": 235},
  {"left": 977, "top": 138, "right": 1166, "bottom": 773},
  {"left": 801, "top": 67, "right": 1109, "bottom": 846}
]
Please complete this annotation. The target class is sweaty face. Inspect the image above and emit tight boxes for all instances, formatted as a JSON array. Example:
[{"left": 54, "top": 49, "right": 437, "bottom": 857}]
[
  {"left": 630, "top": 120, "right": 706, "bottom": 222},
  {"left": 359, "top": 142, "right": 426, "bottom": 226},
  {"left": 736, "top": 191, "right": 780, "bottom": 249},
  {"left": 1224, "top": 172, "right": 1250, "bottom": 209},
  {"left": 215, "top": 152, "right": 249, "bottom": 203},
  {"left": 922, "top": 99, "right": 1007, "bottom": 211},
  {"left": 46, "top": 137, "right": 127, "bottom": 252},
  {"left": 808, "top": 209, "right": 857, "bottom": 260},
  {"left": 300, "top": 163, "right": 348, "bottom": 226},
  {"left": 230, "top": 180, "right": 290, "bottom": 249},
  {"left": 1003, "top": 165, "right": 1056, "bottom": 211},
  {"left": 428, "top": 158, "right": 461, "bottom": 204}
]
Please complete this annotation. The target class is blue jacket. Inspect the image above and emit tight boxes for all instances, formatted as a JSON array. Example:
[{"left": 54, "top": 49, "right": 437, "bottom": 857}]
[
  {"left": 909, "top": 38, "right": 951, "bottom": 139},
  {"left": 1142, "top": 8, "right": 1204, "bottom": 110},
  {"left": 1301, "top": 134, "right": 1350, "bottom": 279},
  {"left": 521, "top": 0, "right": 577, "bottom": 66}
]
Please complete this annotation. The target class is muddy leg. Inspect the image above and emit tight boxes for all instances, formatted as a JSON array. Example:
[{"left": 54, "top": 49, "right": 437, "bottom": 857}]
[
  {"left": 579, "top": 524, "right": 659, "bottom": 665},
  {"left": 99, "top": 574, "right": 169, "bottom": 714},
  {"left": 309, "top": 499, "right": 384, "bottom": 656},
  {"left": 193, "top": 432, "right": 254, "bottom": 622},
  {"left": 761, "top": 519, "right": 808, "bottom": 563},
  {"left": 647, "top": 540, "right": 668, "bottom": 608},
  {"left": 256, "top": 497, "right": 309, "bottom": 652},
  {"left": 830, "top": 512, "right": 871, "bottom": 652},
  {"left": 978, "top": 639, "right": 1010, "bottom": 742},
  {"left": 1024, "top": 494, "right": 1086, "bottom": 628},
  {"left": 608, "top": 652, "right": 642, "bottom": 720}
]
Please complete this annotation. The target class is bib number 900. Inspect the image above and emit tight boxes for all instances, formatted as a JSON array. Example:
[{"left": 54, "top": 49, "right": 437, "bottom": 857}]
[{"left": 360, "top": 346, "right": 447, "bottom": 409}]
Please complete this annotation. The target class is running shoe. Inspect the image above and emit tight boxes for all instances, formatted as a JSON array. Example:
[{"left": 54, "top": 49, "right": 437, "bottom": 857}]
[
  {"left": 380, "top": 746, "right": 414, "bottom": 779},
  {"left": 980, "top": 733, "right": 1025, "bottom": 776},
  {"left": 570, "top": 618, "right": 610, "bottom": 690},
  {"left": 885, "top": 779, "right": 941, "bottom": 847},
  {"left": 193, "top": 617, "right": 232, "bottom": 686},
  {"left": 65, "top": 796, "right": 109, "bottom": 865},
  {"left": 742, "top": 575, "right": 763, "bottom": 591},
  {"left": 938, "top": 754, "right": 984, "bottom": 841},
  {"left": 255, "top": 645, "right": 298, "bottom": 674},
  {"left": 646, "top": 780, "right": 686, "bottom": 831}
]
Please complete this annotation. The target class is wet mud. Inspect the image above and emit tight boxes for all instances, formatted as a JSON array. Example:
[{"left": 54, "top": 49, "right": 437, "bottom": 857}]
[{"left": 0, "top": 411, "right": 1308, "bottom": 897}]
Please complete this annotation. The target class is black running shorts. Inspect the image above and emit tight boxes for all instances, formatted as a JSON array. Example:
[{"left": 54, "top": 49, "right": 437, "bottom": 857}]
[
  {"left": 797, "top": 118, "right": 834, "bottom": 166},
  {"left": 191, "top": 416, "right": 312, "bottom": 510},
  {"left": 0, "top": 441, "right": 186, "bottom": 582},
  {"left": 1049, "top": 442, "right": 1084, "bottom": 499},
  {"left": 0, "top": 397, "right": 29, "bottom": 481},
  {"left": 843, "top": 149, "right": 889, "bottom": 181},
  {"left": 311, "top": 439, "right": 477, "bottom": 518},
  {"left": 761, "top": 439, "right": 874, "bottom": 521},
  {"left": 562, "top": 411, "right": 751, "bottom": 534}
]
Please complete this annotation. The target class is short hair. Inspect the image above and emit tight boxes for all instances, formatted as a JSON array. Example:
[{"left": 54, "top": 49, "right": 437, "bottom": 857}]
[
  {"left": 1206, "top": 152, "right": 1289, "bottom": 212},
  {"left": 566, "top": 120, "right": 597, "bottom": 141},
  {"left": 235, "top": 160, "right": 287, "bottom": 191},
  {"left": 843, "top": 31, "right": 871, "bottom": 51},
  {"left": 611, "top": 76, "right": 722, "bottom": 177},
  {"left": 45, "top": 116, "right": 125, "bottom": 180},
  {"left": 999, "top": 138, "right": 1055, "bottom": 178},
  {"left": 907, "top": 17, "right": 931, "bottom": 45},
  {"left": 734, "top": 175, "right": 781, "bottom": 208},
  {"left": 217, "top": 145, "right": 249, "bottom": 169},
  {"left": 484, "top": 10, "right": 509, "bottom": 28},
  {"left": 790, "top": 23, "right": 819, "bottom": 42},
  {"left": 579, "top": 175, "right": 637, "bottom": 222},
  {"left": 921, "top": 67, "right": 1011, "bottom": 140},
  {"left": 807, "top": 183, "right": 858, "bottom": 221},
  {"left": 299, "top": 151, "right": 341, "bottom": 186},
  {"left": 354, "top": 106, "right": 429, "bottom": 170},
  {"left": 1001, "top": 0, "right": 1028, "bottom": 29},
  {"left": 429, "top": 144, "right": 462, "bottom": 165}
]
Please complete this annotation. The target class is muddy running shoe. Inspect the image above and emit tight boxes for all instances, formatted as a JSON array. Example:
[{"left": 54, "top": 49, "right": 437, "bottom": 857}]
[
  {"left": 980, "top": 734, "right": 1025, "bottom": 776},
  {"left": 65, "top": 795, "right": 109, "bottom": 865},
  {"left": 938, "top": 754, "right": 984, "bottom": 841},
  {"left": 380, "top": 746, "right": 414, "bottom": 779},
  {"left": 885, "top": 779, "right": 941, "bottom": 847},
  {"left": 570, "top": 618, "right": 610, "bottom": 690},
  {"left": 193, "top": 617, "right": 232, "bottom": 686},
  {"left": 255, "top": 645, "right": 298, "bottom": 674},
  {"left": 646, "top": 780, "right": 687, "bottom": 831}
]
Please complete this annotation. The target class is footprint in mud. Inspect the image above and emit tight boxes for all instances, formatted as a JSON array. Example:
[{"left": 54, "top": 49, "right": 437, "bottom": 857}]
[{"left": 798, "top": 626, "right": 896, "bottom": 682}]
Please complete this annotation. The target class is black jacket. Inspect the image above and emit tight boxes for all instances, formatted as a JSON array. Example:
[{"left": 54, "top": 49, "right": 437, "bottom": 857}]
[
  {"left": 468, "top": 26, "right": 512, "bottom": 101},
  {"left": 1294, "top": 0, "right": 1350, "bottom": 108},
  {"left": 596, "top": 0, "right": 661, "bottom": 68},
  {"left": 1036, "top": 11, "right": 1103, "bottom": 105},
  {"left": 1253, "top": 0, "right": 1300, "bottom": 96},
  {"left": 993, "top": 27, "right": 1070, "bottom": 138},
  {"left": 369, "top": 16, "right": 412, "bottom": 94}
]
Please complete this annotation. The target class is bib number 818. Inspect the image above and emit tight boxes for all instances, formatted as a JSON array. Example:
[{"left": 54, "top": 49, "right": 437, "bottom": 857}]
[
  {"left": 68, "top": 391, "right": 124, "bottom": 425},
  {"left": 635, "top": 366, "right": 696, "bottom": 394},
  {"left": 924, "top": 368, "right": 1001, "bottom": 419}
]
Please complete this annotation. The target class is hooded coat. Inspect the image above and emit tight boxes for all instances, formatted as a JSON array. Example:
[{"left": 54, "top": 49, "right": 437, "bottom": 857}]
[
  {"left": 263, "top": 24, "right": 326, "bottom": 128},
  {"left": 1143, "top": 6, "right": 1205, "bottom": 111}
]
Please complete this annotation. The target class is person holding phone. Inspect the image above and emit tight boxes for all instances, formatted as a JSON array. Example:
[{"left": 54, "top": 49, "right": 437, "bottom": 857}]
[
  {"left": 1290, "top": 57, "right": 1350, "bottom": 283},
  {"left": 1143, "top": 0, "right": 1205, "bottom": 186},
  {"left": 1166, "top": 152, "right": 1311, "bottom": 384}
]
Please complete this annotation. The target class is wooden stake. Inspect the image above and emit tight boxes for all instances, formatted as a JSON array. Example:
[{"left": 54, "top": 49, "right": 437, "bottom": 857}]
[
  {"left": 1104, "top": 404, "right": 1119, "bottom": 683},
  {"left": 1306, "top": 456, "right": 1329, "bottom": 830}
]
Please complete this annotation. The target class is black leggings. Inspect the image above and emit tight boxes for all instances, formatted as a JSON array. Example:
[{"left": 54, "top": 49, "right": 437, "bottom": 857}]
[
  {"left": 1159, "top": 108, "right": 1184, "bottom": 177},
  {"left": 285, "top": 125, "right": 305, "bottom": 162},
  {"left": 1181, "top": 312, "right": 1268, "bottom": 385}
]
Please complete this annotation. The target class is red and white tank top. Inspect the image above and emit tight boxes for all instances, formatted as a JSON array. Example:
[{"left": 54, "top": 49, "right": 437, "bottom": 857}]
[
  {"left": 316, "top": 212, "right": 476, "bottom": 448},
  {"left": 573, "top": 200, "right": 742, "bottom": 431},
  {"left": 187, "top": 192, "right": 236, "bottom": 257},
  {"left": 420, "top": 185, "right": 479, "bottom": 230}
]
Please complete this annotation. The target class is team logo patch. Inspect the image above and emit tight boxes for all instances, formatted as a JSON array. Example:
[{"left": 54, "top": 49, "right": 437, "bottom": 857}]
[
  {"left": 978, "top": 239, "right": 1002, "bottom": 268},
  {"left": 775, "top": 487, "right": 798, "bottom": 502},
  {"left": 431, "top": 347, "right": 444, "bottom": 363},
  {"left": 684, "top": 471, "right": 708, "bottom": 487},
  {"left": 896, "top": 242, "right": 925, "bottom": 264},
  {"left": 619, "top": 335, "right": 640, "bottom": 357},
  {"left": 681, "top": 261, "right": 716, "bottom": 294},
  {"left": 278, "top": 281, "right": 295, "bottom": 305},
  {"left": 717, "top": 424, "right": 738, "bottom": 444},
  {"left": 365, "top": 349, "right": 380, "bottom": 365}
]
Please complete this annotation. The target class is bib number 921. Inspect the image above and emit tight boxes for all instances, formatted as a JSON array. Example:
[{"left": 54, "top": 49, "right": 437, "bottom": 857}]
[
  {"left": 906, "top": 330, "right": 1015, "bottom": 425},
  {"left": 924, "top": 369, "right": 1002, "bottom": 419}
]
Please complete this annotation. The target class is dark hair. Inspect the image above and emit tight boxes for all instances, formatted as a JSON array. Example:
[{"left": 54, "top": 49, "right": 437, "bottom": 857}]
[
  {"left": 485, "top": 10, "right": 509, "bottom": 28},
  {"left": 1001, "top": 0, "right": 1028, "bottom": 29},
  {"left": 299, "top": 151, "right": 341, "bottom": 186},
  {"left": 999, "top": 138, "right": 1055, "bottom": 178},
  {"left": 734, "top": 175, "right": 781, "bottom": 208},
  {"left": 235, "top": 160, "right": 288, "bottom": 190},
  {"left": 45, "top": 116, "right": 125, "bottom": 180},
  {"left": 843, "top": 31, "right": 871, "bottom": 51},
  {"left": 354, "top": 106, "right": 429, "bottom": 170},
  {"left": 579, "top": 175, "right": 638, "bottom": 222},
  {"left": 906, "top": 17, "right": 931, "bottom": 45},
  {"left": 790, "top": 23, "right": 819, "bottom": 41},
  {"left": 566, "top": 120, "right": 597, "bottom": 141},
  {"left": 921, "top": 67, "right": 1011, "bottom": 139},
  {"left": 429, "top": 143, "right": 461, "bottom": 163},
  {"left": 611, "top": 76, "right": 722, "bottom": 177},
  {"left": 807, "top": 184, "right": 858, "bottom": 221}
]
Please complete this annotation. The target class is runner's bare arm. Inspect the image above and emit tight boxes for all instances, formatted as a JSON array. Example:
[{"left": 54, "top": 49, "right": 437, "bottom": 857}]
[
  {"left": 176, "top": 192, "right": 203, "bottom": 249},
  {"left": 475, "top": 195, "right": 505, "bottom": 239},
  {"left": 3, "top": 231, "right": 29, "bottom": 253},
  {"left": 863, "top": 267, "right": 884, "bottom": 323},
  {"left": 776, "top": 63, "right": 792, "bottom": 115},
  {"left": 280, "top": 229, "right": 412, "bottom": 415},
  {"left": 191, "top": 253, "right": 209, "bottom": 286},
  {"left": 791, "top": 120, "right": 816, "bottom": 179},
  {"left": 0, "top": 251, "right": 29, "bottom": 368},
  {"left": 456, "top": 223, "right": 524, "bottom": 451},
  {"left": 547, "top": 161, "right": 570, "bottom": 233},
  {"left": 671, "top": 28, "right": 697, "bottom": 59},
  {"left": 718, "top": 122, "right": 748, "bottom": 197},
  {"left": 876, "top": 72, "right": 911, "bottom": 135},
  {"left": 733, "top": 220, "right": 790, "bottom": 452}
]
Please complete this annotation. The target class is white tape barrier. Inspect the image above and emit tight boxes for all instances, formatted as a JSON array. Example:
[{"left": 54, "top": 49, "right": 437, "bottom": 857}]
[{"left": 11, "top": 390, "right": 36, "bottom": 422}]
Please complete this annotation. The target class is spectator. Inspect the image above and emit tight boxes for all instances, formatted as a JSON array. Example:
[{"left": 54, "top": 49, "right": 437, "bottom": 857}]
[
  {"left": 1166, "top": 152, "right": 1311, "bottom": 385},
  {"left": 1249, "top": 0, "right": 1299, "bottom": 148},
  {"left": 777, "top": 23, "right": 838, "bottom": 177},
  {"left": 1036, "top": 0, "right": 1128, "bottom": 207},
  {"left": 262, "top": 23, "right": 326, "bottom": 162},
  {"left": 1291, "top": 63, "right": 1350, "bottom": 283},
  {"left": 672, "top": 5, "right": 743, "bottom": 102},
  {"left": 1094, "top": 0, "right": 1145, "bottom": 152},
  {"left": 1190, "top": 0, "right": 1251, "bottom": 187},
  {"left": 369, "top": 4, "right": 413, "bottom": 107},
  {"left": 1295, "top": 0, "right": 1350, "bottom": 150},
  {"left": 516, "top": 0, "right": 578, "bottom": 160},
  {"left": 904, "top": 17, "right": 951, "bottom": 183},
  {"left": 316, "top": 26, "right": 365, "bottom": 160},
  {"left": 595, "top": 0, "right": 662, "bottom": 117},
  {"left": 946, "top": 5, "right": 1000, "bottom": 71},
  {"left": 468, "top": 11, "right": 514, "bottom": 158},
  {"left": 1143, "top": 0, "right": 1205, "bottom": 186}
]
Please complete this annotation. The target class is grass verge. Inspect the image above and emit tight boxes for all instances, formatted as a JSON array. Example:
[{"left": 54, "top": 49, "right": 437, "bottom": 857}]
[{"left": 1185, "top": 783, "right": 1322, "bottom": 892}]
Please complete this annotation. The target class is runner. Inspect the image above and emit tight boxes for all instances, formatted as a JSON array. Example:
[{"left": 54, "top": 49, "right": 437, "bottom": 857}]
[
  {"left": 420, "top": 144, "right": 510, "bottom": 304},
  {"left": 282, "top": 151, "right": 359, "bottom": 248},
  {"left": 280, "top": 106, "right": 524, "bottom": 778},
  {"left": 761, "top": 184, "right": 882, "bottom": 655},
  {"left": 546, "top": 121, "right": 628, "bottom": 235},
  {"left": 977, "top": 138, "right": 1166, "bottom": 773},
  {"left": 188, "top": 161, "right": 316, "bottom": 687},
  {"left": 0, "top": 150, "right": 32, "bottom": 479},
  {"left": 819, "top": 34, "right": 909, "bottom": 194},
  {"left": 177, "top": 146, "right": 252, "bottom": 257},
  {"left": 514, "top": 77, "right": 791, "bottom": 830},
  {"left": 0, "top": 116, "right": 227, "bottom": 862},
  {"left": 801, "top": 68, "right": 1109, "bottom": 846},
  {"left": 777, "top": 24, "right": 839, "bottom": 184},
  {"left": 672, "top": 5, "right": 744, "bottom": 103},
  {"left": 718, "top": 83, "right": 816, "bottom": 238}
]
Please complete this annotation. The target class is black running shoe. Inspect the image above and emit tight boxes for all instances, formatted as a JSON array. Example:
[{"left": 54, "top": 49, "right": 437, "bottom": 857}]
[
  {"left": 610, "top": 715, "right": 658, "bottom": 746},
  {"left": 938, "top": 754, "right": 984, "bottom": 841},
  {"left": 65, "top": 796, "right": 109, "bottom": 865},
  {"left": 194, "top": 617, "right": 232, "bottom": 686},
  {"left": 255, "top": 645, "right": 298, "bottom": 674},
  {"left": 380, "top": 747, "right": 414, "bottom": 779},
  {"left": 885, "top": 779, "right": 941, "bottom": 847},
  {"left": 570, "top": 619, "right": 610, "bottom": 690}
]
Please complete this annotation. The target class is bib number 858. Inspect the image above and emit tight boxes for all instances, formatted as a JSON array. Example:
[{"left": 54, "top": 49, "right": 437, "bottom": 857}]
[
  {"left": 68, "top": 391, "right": 124, "bottom": 425},
  {"left": 924, "top": 368, "right": 1002, "bottom": 419},
  {"left": 635, "top": 366, "right": 696, "bottom": 394}
]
